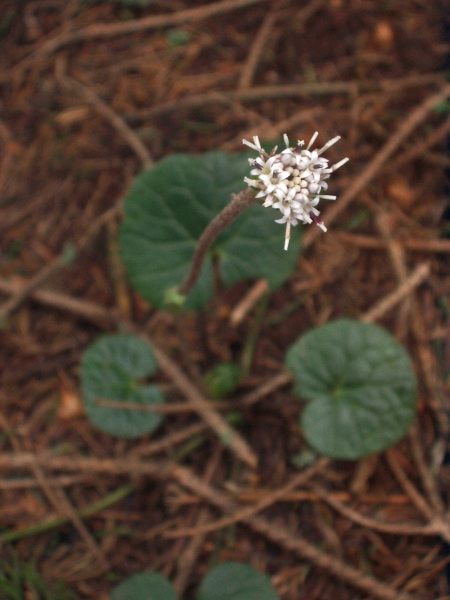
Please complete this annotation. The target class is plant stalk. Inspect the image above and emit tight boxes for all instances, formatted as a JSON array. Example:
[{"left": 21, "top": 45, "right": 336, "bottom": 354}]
[{"left": 178, "top": 188, "right": 256, "bottom": 297}]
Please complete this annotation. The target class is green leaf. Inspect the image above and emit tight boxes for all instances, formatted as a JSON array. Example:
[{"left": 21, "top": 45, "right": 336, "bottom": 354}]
[
  {"left": 120, "top": 152, "right": 301, "bottom": 310},
  {"left": 166, "top": 29, "right": 191, "bottom": 46},
  {"left": 197, "top": 562, "right": 279, "bottom": 600},
  {"left": 285, "top": 319, "right": 417, "bottom": 459},
  {"left": 203, "top": 363, "right": 241, "bottom": 399},
  {"left": 80, "top": 334, "right": 165, "bottom": 438},
  {"left": 111, "top": 572, "right": 178, "bottom": 600}
]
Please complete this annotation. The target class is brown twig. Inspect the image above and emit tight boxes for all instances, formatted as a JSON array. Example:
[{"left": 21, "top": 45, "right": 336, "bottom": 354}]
[
  {"left": 0, "top": 411, "right": 109, "bottom": 569},
  {"left": 94, "top": 398, "right": 235, "bottom": 413},
  {"left": 408, "top": 425, "right": 446, "bottom": 516},
  {"left": 164, "top": 458, "right": 328, "bottom": 538},
  {"left": 311, "top": 484, "right": 435, "bottom": 537},
  {"left": 0, "top": 276, "right": 119, "bottom": 327},
  {"left": 411, "top": 302, "right": 450, "bottom": 438},
  {"left": 360, "top": 262, "right": 431, "bottom": 324},
  {"left": 106, "top": 217, "right": 133, "bottom": 318},
  {"left": 385, "top": 449, "right": 435, "bottom": 522},
  {"left": 0, "top": 474, "right": 88, "bottom": 489},
  {"left": 0, "top": 254, "right": 69, "bottom": 324},
  {"left": 240, "top": 371, "right": 293, "bottom": 406},
  {"left": 172, "top": 447, "right": 223, "bottom": 596},
  {"left": 374, "top": 211, "right": 449, "bottom": 441},
  {"left": 130, "top": 422, "right": 207, "bottom": 458},
  {"left": 59, "top": 75, "right": 153, "bottom": 170},
  {"left": 335, "top": 232, "right": 450, "bottom": 253},
  {"left": 170, "top": 463, "right": 415, "bottom": 600},
  {"left": 13, "top": 0, "right": 271, "bottom": 71},
  {"left": 392, "top": 114, "right": 450, "bottom": 169},
  {"left": 221, "top": 106, "right": 324, "bottom": 152},
  {"left": 303, "top": 82, "right": 450, "bottom": 250},
  {"left": 128, "top": 73, "right": 444, "bottom": 121},
  {"left": 0, "top": 195, "right": 123, "bottom": 323},
  {"left": 173, "top": 312, "right": 205, "bottom": 388},
  {"left": 147, "top": 338, "right": 258, "bottom": 468},
  {"left": 168, "top": 490, "right": 412, "bottom": 507},
  {"left": 30, "top": 463, "right": 109, "bottom": 570},
  {"left": 385, "top": 449, "right": 450, "bottom": 545},
  {"left": 238, "top": 0, "right": 285, "bottom": 90},
  {"left": 229, "top": 278, "right": 269, "bottom": 326}
]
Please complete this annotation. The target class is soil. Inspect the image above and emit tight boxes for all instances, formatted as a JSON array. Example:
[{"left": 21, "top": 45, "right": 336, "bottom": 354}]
[{"left": 0, "top": 0, "right": 450, "bottom": 599}]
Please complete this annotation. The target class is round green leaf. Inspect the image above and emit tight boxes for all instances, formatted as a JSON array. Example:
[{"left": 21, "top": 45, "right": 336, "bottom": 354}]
[
  {"left": 80, "top": 334, "right": 165, "bottom": 438},
  {"left": 197, "top": 562, "right": 279, "bottom": 600},
  {"left": 119, "top": 152, "right": 301, "bottom": 310},
  {"left": 285, "top": 319, "right": 417, "bottom": 459},
  {"left": 111, "top": 572, "right": 178, "bottom": 600}
]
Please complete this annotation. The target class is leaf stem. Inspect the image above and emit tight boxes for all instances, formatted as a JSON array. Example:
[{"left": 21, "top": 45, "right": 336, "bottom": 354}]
[{"left": 177, "top": 188, "right": 256, "bottom": 297}]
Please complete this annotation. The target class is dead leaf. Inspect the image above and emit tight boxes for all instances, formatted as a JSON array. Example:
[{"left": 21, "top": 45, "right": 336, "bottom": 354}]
[{"left": 387, "top": 177, "right": 416, "bottom": 207}]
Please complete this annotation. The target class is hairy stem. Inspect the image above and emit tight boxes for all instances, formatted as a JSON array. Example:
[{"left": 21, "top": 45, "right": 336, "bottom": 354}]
[{"left": 178, "top": 187, "right": 256, "bottom": 297}]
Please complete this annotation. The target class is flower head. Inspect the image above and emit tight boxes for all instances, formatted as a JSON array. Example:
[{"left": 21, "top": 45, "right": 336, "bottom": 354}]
[{"left": 243, "top": 133, "right": 349, "bottom": 250}]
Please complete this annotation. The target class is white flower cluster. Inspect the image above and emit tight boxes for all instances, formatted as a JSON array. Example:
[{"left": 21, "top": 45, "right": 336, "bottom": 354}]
[{"left": 243, "top": 133, "right": 349, "bottom": 250}]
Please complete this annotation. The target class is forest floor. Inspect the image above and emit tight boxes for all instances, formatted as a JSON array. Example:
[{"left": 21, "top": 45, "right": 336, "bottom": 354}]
[{"left": 1, "top": 0, "right": 450, "bottom": 598}]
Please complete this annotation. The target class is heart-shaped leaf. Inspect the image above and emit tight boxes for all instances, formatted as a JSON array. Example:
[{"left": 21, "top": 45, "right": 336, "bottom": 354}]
[
  {"left": 285, "top": 319, "right": 417, "bottom": 459},
  {"left": 119, "top": 152, "right": 301, "bottom": 310},
  {"left": 80, "top": 334, "right": 165, "bottom": 438},
  {"left": 111, "top": 572, "right": 178, "bottom": 600},
  {"left": 197, "top": 562, "right": 279, "bottom": 600}
]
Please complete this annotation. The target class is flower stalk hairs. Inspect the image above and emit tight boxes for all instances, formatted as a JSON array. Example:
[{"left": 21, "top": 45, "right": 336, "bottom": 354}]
[{"left": 243, "top": 133, "right": 349, "bottom": 250}]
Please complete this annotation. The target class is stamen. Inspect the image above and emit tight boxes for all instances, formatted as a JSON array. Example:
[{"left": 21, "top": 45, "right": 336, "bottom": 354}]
[
  {"left": 310, "top": 212, "right": 327, "bottom": 231},
  {"left": 284, "top": 219, "right": 291, "bottom": 251},
  {"left": 330, "top": 157, "right": 349, "bottom": 171},
  {"left": 317, "top": 136, "right": 340, "bottom": 155},
  {"left": 306, "top": 131, "right": 319, "bottom": 150},
  {"left": 243, "top": 132, "right": 347, "bottom": 249}
]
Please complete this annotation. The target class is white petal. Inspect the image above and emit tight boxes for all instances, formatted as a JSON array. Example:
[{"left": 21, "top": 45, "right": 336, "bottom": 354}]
[{"left": 244, "top": 177, "right": 260, "bottom": 188}]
